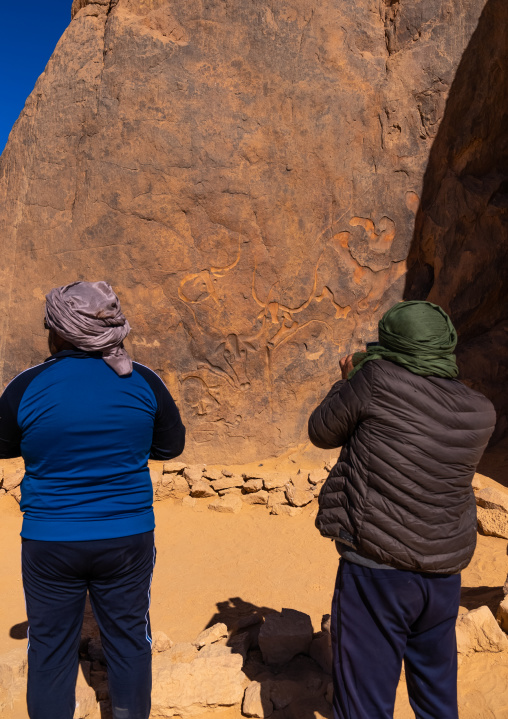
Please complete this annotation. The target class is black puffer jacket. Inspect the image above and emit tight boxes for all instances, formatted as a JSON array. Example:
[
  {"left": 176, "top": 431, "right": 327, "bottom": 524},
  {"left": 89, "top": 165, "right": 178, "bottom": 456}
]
[{"left": 309, "top": 360, "right": 496, "bottom": 573}]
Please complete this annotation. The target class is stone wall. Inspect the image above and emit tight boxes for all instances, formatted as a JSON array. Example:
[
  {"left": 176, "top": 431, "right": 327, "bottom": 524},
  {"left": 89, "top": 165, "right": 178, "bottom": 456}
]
[{"left": 0, "top": 0, "right": 489, "bottom": 461}]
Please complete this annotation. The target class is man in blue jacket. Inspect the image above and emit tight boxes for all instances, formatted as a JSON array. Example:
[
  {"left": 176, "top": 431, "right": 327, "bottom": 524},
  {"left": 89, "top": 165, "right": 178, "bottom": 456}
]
[{"left": 0, "top": 281, "right": 185, "bottom": 719}]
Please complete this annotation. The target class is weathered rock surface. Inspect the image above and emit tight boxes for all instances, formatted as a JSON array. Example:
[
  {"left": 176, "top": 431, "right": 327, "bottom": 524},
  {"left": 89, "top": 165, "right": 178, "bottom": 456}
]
[
  {"left": 242, "top": 490, "right": 269, "bottom": 505},
  {"left": 259, "top": 608, "right": 313, "bottom": 665},
  {"left": 456, "top": 606, "right": 508, "bottom": 656},
  {"left": 476, "top": 506, "right": 508, "bottom": 540},
  {"left": 243, "top": 681, "right": 273, "bottom": 718},
  {"left": 190, "top": 480, "right": 216, "bottom": 498},
  {"left": 151, "top": 643, "right": 246, "bottom": 717},
  {"left": 285, "top": 485, "right": 314, "bottom": 507},
  {"left": 0, "top": 0, "right": 489, "bottom": 463},
  {"left": 476, "top": 487, "right": 508, "bottom": 513},
  {"left": 208, "top": 495, "right": 243, "bottom": 514},
  {"left": 263, "top": 473, "right": 290, "bottom": 492},
  {"left": 152, "top": 630, "right": 173, "bottom": 653},
  {"left": 194, "top": 622, "right": 228, "bottom": 649}
]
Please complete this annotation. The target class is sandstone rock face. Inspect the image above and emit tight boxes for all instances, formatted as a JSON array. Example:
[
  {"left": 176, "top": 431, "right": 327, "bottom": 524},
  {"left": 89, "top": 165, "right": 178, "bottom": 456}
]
[
  {"left": 404, "top": 0, "right": 508, "bottom": 439},
  {"left": 0, "top": 0, "right": 488, "bottom": 462}
]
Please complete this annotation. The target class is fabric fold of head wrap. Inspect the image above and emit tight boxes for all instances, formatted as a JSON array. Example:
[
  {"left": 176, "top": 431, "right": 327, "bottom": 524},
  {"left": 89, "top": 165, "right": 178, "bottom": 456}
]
[
  {"left": 349, "top": 300, "right": 458, "bottom": 380},
  {"left": 45, "top": 281, "right": 132, "bottom": 376}
]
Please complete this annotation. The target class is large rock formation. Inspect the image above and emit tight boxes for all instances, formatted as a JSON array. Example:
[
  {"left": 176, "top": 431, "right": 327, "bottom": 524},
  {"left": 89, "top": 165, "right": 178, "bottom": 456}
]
[
  {"left": 405, "top": 0, "right": 508, "bottom": 441},
  {"left": 0, "top": 0, "right": 489, "bottom": 461}
]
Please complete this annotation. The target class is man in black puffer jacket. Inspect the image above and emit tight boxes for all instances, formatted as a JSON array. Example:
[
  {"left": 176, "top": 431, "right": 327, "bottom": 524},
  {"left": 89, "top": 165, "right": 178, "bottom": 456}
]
[{"left": 308, "top": 301, "right": 496, "bottom": 719}]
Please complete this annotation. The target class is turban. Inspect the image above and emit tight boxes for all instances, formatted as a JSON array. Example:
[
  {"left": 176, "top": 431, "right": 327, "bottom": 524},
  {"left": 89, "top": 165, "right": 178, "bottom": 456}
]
[
  {"left": 349, "top": 300, "right": 458, "bottom": 380},
  {"left": 45, "top": 281, "right": 132, "bottom": 376}
]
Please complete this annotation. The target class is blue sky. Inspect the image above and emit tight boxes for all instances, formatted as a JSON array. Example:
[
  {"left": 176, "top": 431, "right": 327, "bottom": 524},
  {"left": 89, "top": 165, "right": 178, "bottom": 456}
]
[{"left": 0, "top": 1, "right": 72, "bottom": 154}]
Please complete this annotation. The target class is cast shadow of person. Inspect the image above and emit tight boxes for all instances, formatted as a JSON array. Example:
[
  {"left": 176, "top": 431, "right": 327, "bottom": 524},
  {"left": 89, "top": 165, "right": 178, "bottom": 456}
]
[{"left": 204, "top": 596, "right": 333, "bottom": 719}]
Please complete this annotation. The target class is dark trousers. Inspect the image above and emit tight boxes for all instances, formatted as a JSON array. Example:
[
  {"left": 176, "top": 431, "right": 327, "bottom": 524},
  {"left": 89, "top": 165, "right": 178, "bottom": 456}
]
[
  {"left": 21, "top": 531, "right": 155, "bottom": 719},
  {"left": 331, "top": 559, "right": 461, "bottom": 719}
]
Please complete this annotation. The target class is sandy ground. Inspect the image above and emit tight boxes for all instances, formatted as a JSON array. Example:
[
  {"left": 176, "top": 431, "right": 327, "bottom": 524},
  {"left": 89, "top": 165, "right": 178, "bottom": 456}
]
[{"left": 0, "top": 444, "right": 507, "bottom": 719}]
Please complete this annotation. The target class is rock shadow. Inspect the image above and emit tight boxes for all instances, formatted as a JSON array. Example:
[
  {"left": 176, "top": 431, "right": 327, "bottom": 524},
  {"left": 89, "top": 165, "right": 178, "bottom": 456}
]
[
  {"left": 461, "top": 586, "right": 504, "bottom": 615},
  {"left": 476, "top": 436, "right": 508, "bottom": 487},
  {"left": 204, "top": 597, "right": 333, "bottom": 719},
  {"left": 403, "top": 0, "right": 508, "bottom": 444}
]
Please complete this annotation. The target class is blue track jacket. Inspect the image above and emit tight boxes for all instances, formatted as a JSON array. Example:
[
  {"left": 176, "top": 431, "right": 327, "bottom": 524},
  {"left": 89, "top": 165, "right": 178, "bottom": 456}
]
[{"left": 0, "top": 349, "right": 185, "bottom": 541}]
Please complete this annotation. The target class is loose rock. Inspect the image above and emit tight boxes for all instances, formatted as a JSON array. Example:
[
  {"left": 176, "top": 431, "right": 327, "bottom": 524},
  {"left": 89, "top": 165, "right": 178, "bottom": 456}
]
[
  {"left": 184, "top": 466, "right": 204, "bottom": 485},
  {"left": 476, "top": 506, "right": 508, "bottom": 540},
  {"left": 243, "top": 479, "right": 264, "bottom": 493},
  {"left": 471, "top": 474, "right": 483, "bottom": 492},
  {"left": 2, "top": 470, "right": 23, "bottom": 492},
  {"left": 285, "top": 485, "right": 313, "bottom": 507},
  {"left": 219, "top": 487, "right": 243, "bottom": 497},
  {"left": 208, "top": 495, "right": 243, "bottom": 514},
  {"left": 171, "top": 477, "right": 192, "bottom": 498},
  {"left": 476, "top": 487, "right": 508, "bottom": 513},
  {"left": 194, "top": 623, "right": 229, "bottom": 649},
  {"left": 263, "top": 473, "right": 289, "bottom": 491},
  {"left": 308, "top": 469, "right": 328, "bottom": 485},
  {"left": 228, "top": 631, "right": 251, "bottom": 662},
  {"left": 211, "top": 475, "right": 244, "bottom": 491},
  {"left": 456, "top": 606, "right": 508, "bottom": 656},
  {"left": 243, "top": 681, "right": 273, "bottom": 718},
  {"left": 165, "top": 643, "right": 199, "bottom": 664},
  {"left": 152, "top": 631, "right": 173, "bottom": 653},
  {"left": 163, "top": 462, "right": 187, "bottom": 474},
  {"left": 259, "top": 608, "right": 313, "bottom": 665},
  {"left": 289, "top": 473, "right": 312, "bottom": 491},
  {"left": 151, "top": 643, "right": 245, "bottom": 716},
  {"left": 270, "top": 504, "right": 302, "bottom": 517},
  {"left": 242, "top": 490, "right": 269, "bottom": 505},
  {"left": 203, "top": 468, "right": 223, "bottom": 481},
  {"left": 190, "top": 480, "right": 216, "bottom": 498},
  {"left": 266, "top": 491, "right": 286, "bottom": 509},
  {"left": 269, "top": 679, "right": 299, "bottom": 710}
]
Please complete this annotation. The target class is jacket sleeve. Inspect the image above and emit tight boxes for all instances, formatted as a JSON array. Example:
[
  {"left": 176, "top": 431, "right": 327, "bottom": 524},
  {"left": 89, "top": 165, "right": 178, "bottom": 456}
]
[
  {"left": 151, "top": 385, "right": 186, "bottom": 461},
  {"left": 308, "top": 363, "right": 374, "bottom": 449},
  {"left": 133, "top": 364, "right": 186, "bottom": 460}
]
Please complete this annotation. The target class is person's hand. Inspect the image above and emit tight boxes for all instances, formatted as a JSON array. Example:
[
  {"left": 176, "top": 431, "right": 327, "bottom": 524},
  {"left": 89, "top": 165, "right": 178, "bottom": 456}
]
[{"left": 340, "top": 354, "right": 355, "bottom": 380}]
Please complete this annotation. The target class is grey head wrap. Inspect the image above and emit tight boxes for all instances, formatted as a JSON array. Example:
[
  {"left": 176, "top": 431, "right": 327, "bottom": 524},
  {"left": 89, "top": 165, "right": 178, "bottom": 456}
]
[{"left": 45, "top": 281, "right": 133, "bottom": 376}]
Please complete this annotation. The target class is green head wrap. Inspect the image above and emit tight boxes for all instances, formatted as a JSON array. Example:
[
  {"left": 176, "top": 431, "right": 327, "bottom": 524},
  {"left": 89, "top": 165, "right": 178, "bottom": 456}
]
[{"left": 349, "top": 301, "right": 459, "bottom": 379}]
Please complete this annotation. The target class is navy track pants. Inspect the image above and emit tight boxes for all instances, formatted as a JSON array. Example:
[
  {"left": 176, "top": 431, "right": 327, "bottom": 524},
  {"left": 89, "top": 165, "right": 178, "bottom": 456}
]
[
  {"left": 331, "top": 559, "right": 461, "bottom": 719},
  {"left": 21, "top": 531, "right": 155, "bottom": 719}
]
